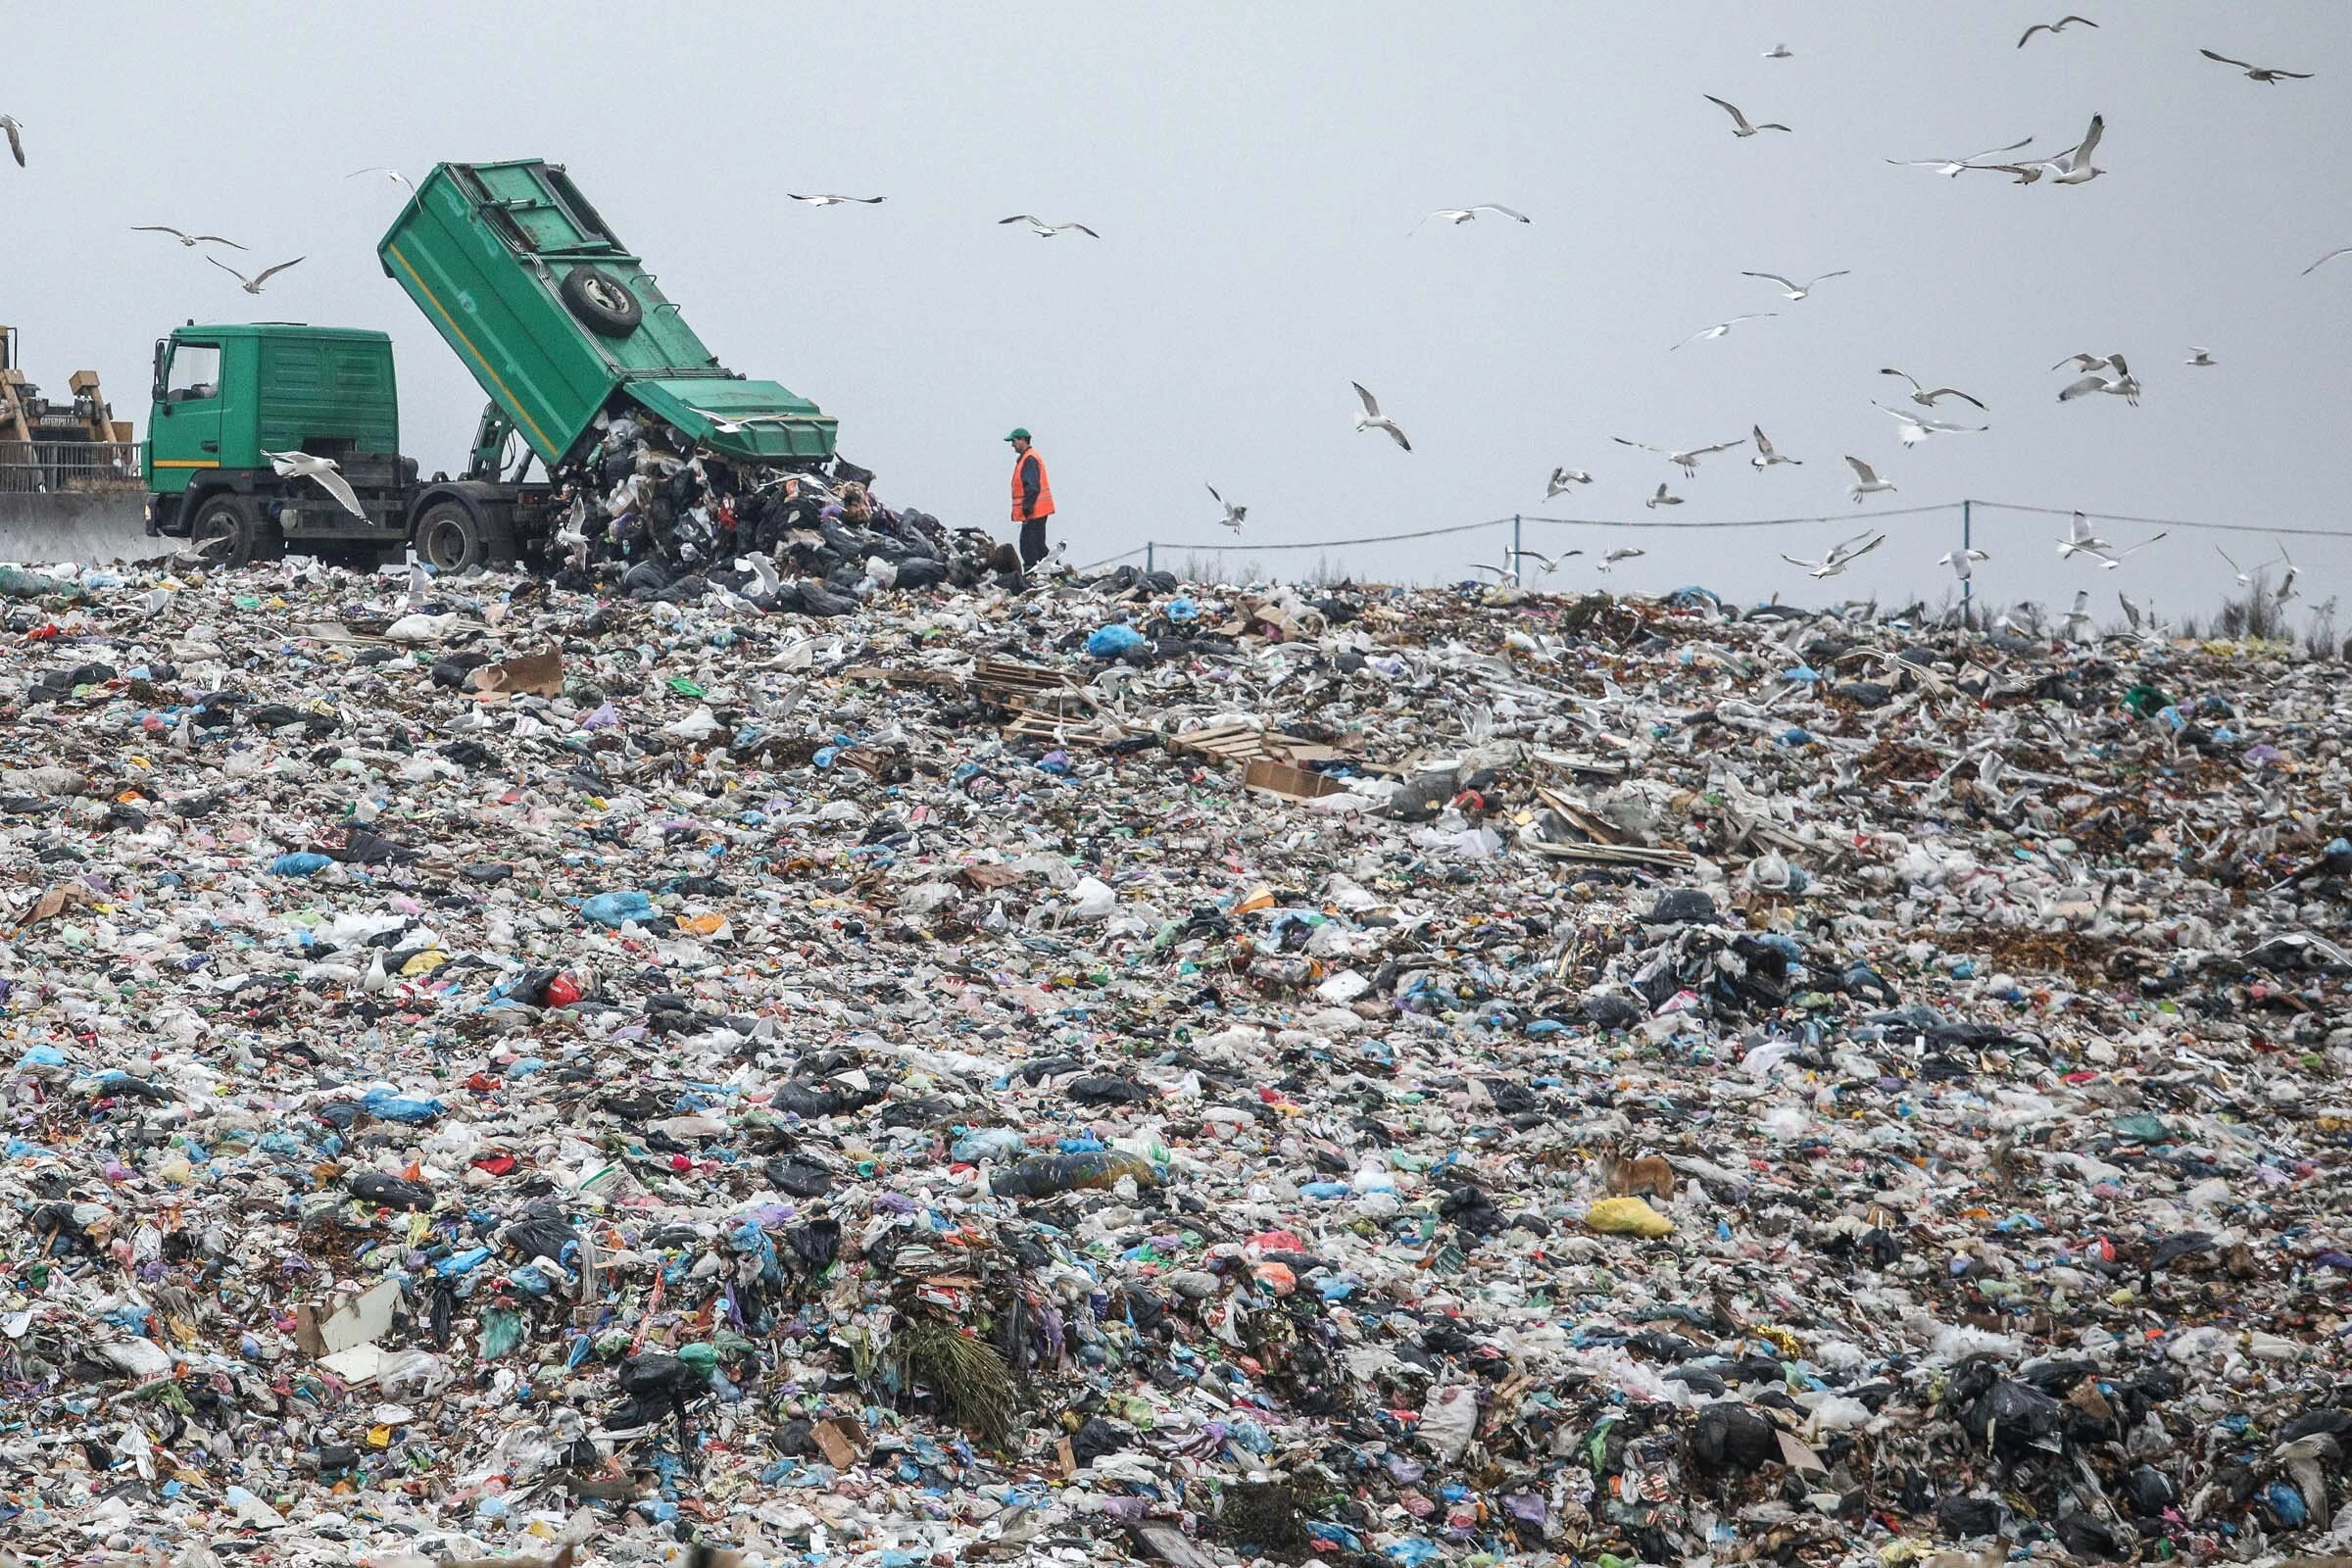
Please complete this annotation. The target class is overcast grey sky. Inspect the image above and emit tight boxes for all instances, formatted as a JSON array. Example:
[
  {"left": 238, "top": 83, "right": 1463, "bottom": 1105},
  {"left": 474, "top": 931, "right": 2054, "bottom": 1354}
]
[{"left": 7, "top": 3, "right": 2349, "bottom": 617}]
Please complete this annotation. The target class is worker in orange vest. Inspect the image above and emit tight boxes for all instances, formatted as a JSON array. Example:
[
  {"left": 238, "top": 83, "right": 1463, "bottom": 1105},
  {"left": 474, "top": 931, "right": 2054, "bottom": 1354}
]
[{"left": 1004, "top": 427, "right": 1054, "bottom": 569}]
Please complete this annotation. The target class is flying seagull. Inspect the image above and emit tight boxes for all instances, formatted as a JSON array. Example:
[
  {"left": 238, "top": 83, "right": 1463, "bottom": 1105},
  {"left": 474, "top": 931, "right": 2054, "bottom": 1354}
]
[
  {"left": 2018, "top": 16, "right": 2098, "bottom": 47},
  {"left": 999, "top": 215, "right": 1100, "bottom": 238},
  {"left": 1764, "top": 43, "right": 1792, "bottom": 60},
  {"left": 1613, "top": 435, "right": 1745, "bottom": 474},
  {"left": 1741, "top": 269, "right": 1848, "bottom": 301},
  {"left": 2058, "top": 352, "right": 2139, "bottom": 405},
  {"left": 262, "top": 450, "right": 366, "bottom": 517},
  {"left": 132, "top": 225, "right": 247, "bottom": 251},
  {"left": 347, "top": 167, "right": 415, "bottom": 192},
  {"left": 2087, "top": 530, "right": 2167, "bottom": 570},
  {"left": 1472, "top": 549, "right": 1574, "bottom": 583},
  {"left": 1350, "top": 382, "right": 1411, "bottom": 451},
  {"left": 1749, "top": 425, "right": 1801, "bottom": 467},
  {"left": 2185, "top": 347, "right": 2216, "bottom": 367},
  {"left": 1598, "top": 546, "right": 1648, "bottom": 569},
  {"left": 1886, "top": 136, "right": 2036, "bottom": 177},
  {"left": 1938, "top": 547, "right": 1991, "bottom": 582},
  {"left": 1673, "top": 313, "right": 1776, "bottom": 350},
  {"left": 0, "top": 116, "right": 23, "bottom": 169},
  {"left": 2214, "top": 544, "right": 2258, "bottom": 586},
  {"left": 2052, "top": 351, "right": 2123, "bottom": 372},
  {"left": 1973, "top": 113, "right": 2105, "bottom": 183},
  {"left": 2057, "top": 513, "right": 2114, "bottom": 562},
  {"left": 1642, "top": 485, "right": 1682, "bottom": 512},
  {"left": 207, "top": 255, "right": 305, "bottom": 294},
  {"left": 1417, "top": 204, "right": 1532, "bottom": 228},
  {"left": 1703, "top": 95, "right": 1791, "bottom": 137},
  {"left": 2275, "top": 550, "right": 2300, "bottom": 605},
  {"left": 1205, "top": 482, "right": 1246, "bottom": 533},
  {"left": 2199, "top": 48, "right": 2312, "bottom": 82},
  {"left": 1875, "top": 402, "right": 1987, "bottom": 447},
  {"left": 2303, "top": 246, "right": 2352, "bottom": 276},
  {"left": 1845, "top": 455, "right": 1895, "bottom": 503},
  {"left": 1782, "top": 531, "right": 1886, "bottom": 578},
  {"left": 1881, "top": 368, "right": 1987, "bottom": 410},
  {"left": 1545, "top": 466, "right": 1592, "bottom": 497},
  {"left": 786, "top": 192, "right": 886, "bottom": 206}
]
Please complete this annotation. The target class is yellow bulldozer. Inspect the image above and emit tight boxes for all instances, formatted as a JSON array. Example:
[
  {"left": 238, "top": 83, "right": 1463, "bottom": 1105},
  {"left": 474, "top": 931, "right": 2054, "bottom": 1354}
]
[{"left": 0, "top": 324, "right": 139, "bottom": 493}]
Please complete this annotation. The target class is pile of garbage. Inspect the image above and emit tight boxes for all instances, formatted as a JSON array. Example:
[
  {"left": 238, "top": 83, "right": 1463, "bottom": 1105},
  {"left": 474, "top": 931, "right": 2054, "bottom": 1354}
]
[
  {"left": 1, "top": 555, "right": 2348, "bottom": 1568},
  {"left": 527, "top": 412, "right": 1016, "bottom": 599}
]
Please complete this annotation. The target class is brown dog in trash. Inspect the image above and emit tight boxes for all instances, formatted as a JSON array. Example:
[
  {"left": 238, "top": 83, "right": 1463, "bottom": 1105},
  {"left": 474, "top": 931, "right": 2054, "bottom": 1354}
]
[{"left": 1596, "top": 1142, "right": 1676, "bottom": 1201}]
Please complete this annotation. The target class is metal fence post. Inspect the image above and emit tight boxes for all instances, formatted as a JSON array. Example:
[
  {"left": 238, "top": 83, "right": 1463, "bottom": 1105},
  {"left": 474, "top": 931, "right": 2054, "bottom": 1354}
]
[
  {"left": 1511, "top": 514, "right": 1523, "bottom": 583},
  {"left": 1146, "top": 541, "right": 1154, "bottom": 574},
  {"left": 1960, "top": 500, "right": 1973, "bottom": 615}
]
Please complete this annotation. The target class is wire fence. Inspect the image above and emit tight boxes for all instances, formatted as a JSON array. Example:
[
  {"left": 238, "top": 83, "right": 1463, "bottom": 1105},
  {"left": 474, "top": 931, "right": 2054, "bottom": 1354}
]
[{"left": 1082, "top": 496, "right": 2346, "bottom": 583}]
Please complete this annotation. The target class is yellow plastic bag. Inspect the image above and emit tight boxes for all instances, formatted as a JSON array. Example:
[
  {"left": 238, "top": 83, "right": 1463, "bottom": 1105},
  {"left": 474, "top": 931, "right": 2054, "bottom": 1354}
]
[{"left": 1584, "top": 1197, "right": 1674, "bottom": 1237}]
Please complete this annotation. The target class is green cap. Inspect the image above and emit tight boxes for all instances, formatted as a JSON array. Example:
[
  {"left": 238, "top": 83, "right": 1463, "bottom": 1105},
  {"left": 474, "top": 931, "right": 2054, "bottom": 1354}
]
[{"left": 1004, "top": 427, "right": 1031, "bottom": 442}]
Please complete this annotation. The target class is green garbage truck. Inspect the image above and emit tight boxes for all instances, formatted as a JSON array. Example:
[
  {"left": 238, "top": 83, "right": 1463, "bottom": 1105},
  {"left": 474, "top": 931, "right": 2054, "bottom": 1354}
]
[{"left": 143, "top": 159, "right": 837, "bottom": 568}]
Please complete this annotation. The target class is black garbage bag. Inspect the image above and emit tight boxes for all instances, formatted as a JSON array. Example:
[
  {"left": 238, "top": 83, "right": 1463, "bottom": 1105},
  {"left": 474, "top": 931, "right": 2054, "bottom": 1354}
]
[
  {"left": 505, "top": 1211, "right": 580, "bottom": 1263},
  {"left": 1689, "top": 1402, "right": 1780, "bottom": 1476},
  {"left": 1067, "top": 1075, "right": 1152, "bottom": 1105},
  {"left": 894, "top": 556, "right": 948, "bottom": 590},
  {"left": 346, "top": 1170, "right": 435, "bottom": 1210},
  {"left": 786, "top": 1218, "right": 841, "bottom": 1270},
  {"left": 771, "top": 1078, "right": 887, "bottom": 1117},
  {"left": 1438, "top": 1183, "right": 1507, "bottom": 1238},
  {"left": 1947, "top": 1367, "right": 2065, "bottom": 1457},
  {"left": 1579, "top": 992, "right": 1647, "bottom": 1028},
  {"left": 1936, "top": 1494, "right": 2004, "bottom": 1539},
  {"left": 1645, "top": 888, "right": 1719, "bottom": 924},
  {"left": 1072, "top": 1415, "right": 1132, "bottom": 1465},
  {"left": 2122, "top": 1464, "right": 2176, "bottom": 1516},
  {"left": 765, "top": 1152, "right": 835, "bottom": 1199}
]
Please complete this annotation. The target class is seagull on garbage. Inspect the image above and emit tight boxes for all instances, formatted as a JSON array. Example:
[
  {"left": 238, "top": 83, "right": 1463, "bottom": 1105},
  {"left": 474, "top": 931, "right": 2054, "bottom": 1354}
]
[
  {"left": 1741, "top": 269, "right": 1849, "bottom": 301},
  {"left": 1350, "top": 382, "right": 1411, "bottom": 451},
  {"left": 2063, "top": 590, "right": 2095, "bottom": 643},
  {"left": 1672, "top": 314, "right": 1776, "bottom": 350},
  {"left": 1416, "top": 204, "right": 1532, "bottom": 229},
  {"left": 1614, "top": 435, "right": 1745, "bottom": 474},
  {"left": 2058, "top": 353, "right": 2139, "bottom": 404},
  {"left": 1704, "top": 95, "right": 1791, "bottom": 136},
  {"left": 2214, "top": 544, "right": 2259, "bottom": 586},
  {"left": 1764, "top": 43, "right": 1793, "bottom": 59},
  {"left": 1972, "top": 113, "right": 2104, "bottom": 183},
  {"left": 1938, "top": 547, "right": 1991, "bottom": 582},
  {"left": 1205, "top": 482, "right": 1246, "bottom": 533},
  {"left": 261, "top": 450, "right": 366, "bottom": 517},
  {"left": 1886, "top": 136, "right": 2036, "bottom": 177},
  {"left": 2199, "top": 48, "right": 2313, "bottom": 82},
  {"left": 1880, "top": 368, "right": 1986, "bottom": 410},
  {"left": 999, "top": 215, "right": 1101, "bottom": 238},
  {"left": 2018, "top": 16, "right": 2099, "bottom": 47},
  {"left": 1782, "top": 531, "right": 1886, "bottom": 578},
  {"left": 2185, "top": 347, "right": 2217, "bottom": 367},
  {"left": 786, "top": 192, "right": 886, "bottom": 206},
  {"left": 1845, "top": 456, "right": 1895, "bottom": 503},
  {"left": 1545, "top": 466, "right": 1593, "bottom": 497},
  {"left": 347, "top": 167, "right": 414, "bottom": 192},
  {"left": 1875, "top": 402, "right": 1987, "bottom": 447},
  {"left": 2117, "top": 591, "right": 2152, "bottom": 635},
  {"left": 207, "top": 254, "right": 305, "bottom": 294},
  {"left": 682, "top": 407, "right": 800, "bottom": 435},
  {"left": 1598, "top": 547, "right": 1647, "bottom": 570},
  {"left": 0, "top": 116, "right": 24, "bottom": 169},
  {"left": 132, "top": 225, "right": 247, "bottom": 251},
  {"left": 1643, "top": 485, "right": 1682, "bottom": 511},
  {"left": 2305, "top": 246, "right": 2352, "bottom": 276},
  {"left": 1749, "top": 425, "right": 1802, "bottom": 467},
  {"left": 2275, "top": 548, "right": 2300, "bottom": 604}
]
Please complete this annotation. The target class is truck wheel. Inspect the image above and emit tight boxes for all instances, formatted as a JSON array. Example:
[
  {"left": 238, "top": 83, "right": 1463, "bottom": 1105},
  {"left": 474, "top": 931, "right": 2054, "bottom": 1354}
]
[
  {"left": 414, "top": 501, "right": 486, "bottom": 572},
  {"left": 561, "top": 266, "right": 642, "bottom": 336},
  {"left": 190, "top": 495, "right": 281, "bottom": 566}
]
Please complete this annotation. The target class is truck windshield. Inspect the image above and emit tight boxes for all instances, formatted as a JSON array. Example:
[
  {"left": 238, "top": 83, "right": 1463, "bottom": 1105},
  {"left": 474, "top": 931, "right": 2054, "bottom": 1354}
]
[{"left": 166, "top": 343, "right": 220, "bottom": 403}]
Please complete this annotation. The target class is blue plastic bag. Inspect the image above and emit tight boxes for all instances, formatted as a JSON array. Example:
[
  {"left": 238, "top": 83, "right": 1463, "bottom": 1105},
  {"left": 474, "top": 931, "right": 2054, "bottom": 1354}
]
[
  {"left": 581, "top": 890, "right": 655, "bottom": 927},
  {"left": 1086, "top": 623, "right": 1145, "bottom": 660},
  {"left": 270, "top": 853, "right": 333, "bottom": 877}
]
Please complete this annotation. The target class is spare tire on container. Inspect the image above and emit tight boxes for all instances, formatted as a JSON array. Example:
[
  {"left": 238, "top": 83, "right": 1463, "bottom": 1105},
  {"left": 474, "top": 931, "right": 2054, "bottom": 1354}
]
[{"left": 561, "top": 266, "right": 643, "bottom": 336}]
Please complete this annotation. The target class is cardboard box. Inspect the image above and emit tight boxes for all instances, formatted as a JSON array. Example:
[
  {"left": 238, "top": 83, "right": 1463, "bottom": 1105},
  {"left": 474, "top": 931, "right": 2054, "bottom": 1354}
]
[{"left": 1243, "top": 760, "right": 1345, "bottom": 801}]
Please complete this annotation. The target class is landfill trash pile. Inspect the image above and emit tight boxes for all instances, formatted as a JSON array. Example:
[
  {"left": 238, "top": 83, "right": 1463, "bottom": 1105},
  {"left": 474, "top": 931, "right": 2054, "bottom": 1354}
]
[{"left": 3, "top": 558, "right": 2351, "bottom": 1568}]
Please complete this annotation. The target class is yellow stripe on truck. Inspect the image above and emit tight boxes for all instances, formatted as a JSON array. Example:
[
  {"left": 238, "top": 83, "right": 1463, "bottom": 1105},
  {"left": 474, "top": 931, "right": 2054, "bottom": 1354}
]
[
  {"left": 383, "top": 244, "right": 558, "bottom": 458},
  {"left": 152, "top": 460, "right": 221, "bottom": 468}
]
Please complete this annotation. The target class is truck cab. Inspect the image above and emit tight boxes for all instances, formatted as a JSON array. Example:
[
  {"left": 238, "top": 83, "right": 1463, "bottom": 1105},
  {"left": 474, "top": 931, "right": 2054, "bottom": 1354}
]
[{"left": 144, "top": 322, "right": 520, "bottom": 568}]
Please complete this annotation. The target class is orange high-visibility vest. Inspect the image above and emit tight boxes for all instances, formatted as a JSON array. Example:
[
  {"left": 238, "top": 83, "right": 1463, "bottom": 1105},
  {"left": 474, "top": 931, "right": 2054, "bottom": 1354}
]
[{"left": 1009, "top": 449, "right": 1055, "bottom": 521}]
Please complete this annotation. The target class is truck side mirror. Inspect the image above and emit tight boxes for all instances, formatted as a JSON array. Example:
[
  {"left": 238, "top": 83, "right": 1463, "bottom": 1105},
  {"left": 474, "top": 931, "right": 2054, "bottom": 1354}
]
[{"left": 152, "top": 340, "right": 171, "bottom": 413}]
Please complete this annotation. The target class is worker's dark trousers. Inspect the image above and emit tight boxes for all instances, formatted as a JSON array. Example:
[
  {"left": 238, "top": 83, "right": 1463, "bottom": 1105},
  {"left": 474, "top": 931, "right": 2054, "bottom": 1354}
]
[{"left": 1019, "top": 517, "right": 1049, "bottom": 567}]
